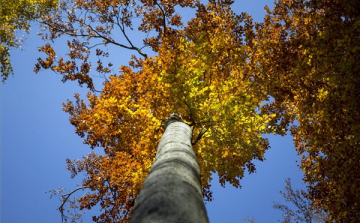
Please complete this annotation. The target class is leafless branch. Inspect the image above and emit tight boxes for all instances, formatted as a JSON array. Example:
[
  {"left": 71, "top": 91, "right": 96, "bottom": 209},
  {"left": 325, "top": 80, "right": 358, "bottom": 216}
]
[
  {"left": 114, "top": 11, "right": 148, "bottom": 58},
  {"left": 56, "top": 186, "right": 90, "bottom": 223}
]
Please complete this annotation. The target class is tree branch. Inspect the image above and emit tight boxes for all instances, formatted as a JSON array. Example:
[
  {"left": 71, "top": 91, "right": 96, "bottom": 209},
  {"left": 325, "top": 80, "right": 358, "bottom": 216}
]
[
  {"left": 57, "top": 186, "right": 90, "bottom": 223},
  {"left": 192, "top": 126, "right": 209, "bottom": 145},
  {"left": 114, "top": 11, "right": 148, "bottom": 58},
  {"left": 154, "top": 0, "right": 167, "bottom": 35}
]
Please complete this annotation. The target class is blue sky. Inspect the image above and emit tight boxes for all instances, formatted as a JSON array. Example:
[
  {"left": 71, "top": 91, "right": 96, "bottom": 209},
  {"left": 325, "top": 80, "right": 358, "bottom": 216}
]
[{"left": 1, "top": 1, "right": 306, "bottom": 222}]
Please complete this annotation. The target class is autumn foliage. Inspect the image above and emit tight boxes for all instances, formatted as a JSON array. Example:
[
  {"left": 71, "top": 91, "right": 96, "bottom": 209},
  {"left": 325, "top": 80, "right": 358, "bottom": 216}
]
[
  {"left": 30, "top": 0, "right": 360, "bottom": 222},
  {"left": 251, "top": 0, "right": 360, "bottom": 221},
  {"left": 0, "top": 0, "right": 57, "bottom": 82}
]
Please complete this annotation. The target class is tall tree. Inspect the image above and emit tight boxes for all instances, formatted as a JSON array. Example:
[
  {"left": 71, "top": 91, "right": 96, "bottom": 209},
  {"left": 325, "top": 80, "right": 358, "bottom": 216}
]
[
  {"left": 36, "top": 0, "right": 276, "bottom": 222},
  {"left": 130, "top": 114, "right": 209, "bottom": 223},
  {"left": 0, "top": 0, "right": 57, "bottom": 82},
  {"left": 252, "top": 0, "right": 360, "bottom": 221}
]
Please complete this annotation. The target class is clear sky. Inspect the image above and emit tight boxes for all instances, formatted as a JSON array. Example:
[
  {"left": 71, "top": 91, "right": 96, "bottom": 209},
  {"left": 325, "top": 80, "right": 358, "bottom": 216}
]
[{"left": 1, "top": 1, "right": 306, "bottom": 223}]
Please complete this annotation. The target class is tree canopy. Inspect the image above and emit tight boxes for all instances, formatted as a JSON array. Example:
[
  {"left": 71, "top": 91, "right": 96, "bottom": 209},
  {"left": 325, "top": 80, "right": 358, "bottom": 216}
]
[
  {"left": 251, "top": 0, "right": 360, "bottom": 221},
  {"left": 36, "top": 1, "right": 277, "bottom": 221},
  {"left": 0, "top": 0, "right": 57, "bottom": 82},
  {"left": 17, "top": 0, "right": 360, "bottom": 222}
]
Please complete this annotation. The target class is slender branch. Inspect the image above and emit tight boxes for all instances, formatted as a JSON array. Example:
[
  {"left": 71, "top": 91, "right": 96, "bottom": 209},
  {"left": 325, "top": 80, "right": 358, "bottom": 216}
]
[
  {"left": 88, "top": 24, "right": 148, "bottom": 58},
  {"left": 189, "top": 118, "right": 236, "bottom": 127},
  {"left": 192, "top": 126, "right": 209, "bottom": 145},
  {"left": 58, "top": 186, "right": 90, "bottom": 223},
  {"left": 154, "top": 0, "right": 167, "bottom": 35},
  {"left": 87, "top": 42, "right": 106, "bottom": 49},
  {"left": 41, "top": 8, "right": 148, "bottom": 59},
  {"left": 115, "top": 12, "right": 148, "bottom": 58}
]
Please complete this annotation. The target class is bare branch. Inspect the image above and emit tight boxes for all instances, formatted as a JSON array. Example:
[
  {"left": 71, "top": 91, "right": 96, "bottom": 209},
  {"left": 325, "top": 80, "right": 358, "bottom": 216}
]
[
  {"left": 114, "top": 11, "right": 148, "bottom": 58},
  {"left": 50, "top": 186, "right": 90, "bottom": 223}
]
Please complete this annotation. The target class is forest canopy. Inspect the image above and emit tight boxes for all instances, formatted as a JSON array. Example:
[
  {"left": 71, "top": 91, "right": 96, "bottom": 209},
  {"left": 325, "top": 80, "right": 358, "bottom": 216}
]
[{"left": 4, "top": 0, "right": 360, "bottom": 222}]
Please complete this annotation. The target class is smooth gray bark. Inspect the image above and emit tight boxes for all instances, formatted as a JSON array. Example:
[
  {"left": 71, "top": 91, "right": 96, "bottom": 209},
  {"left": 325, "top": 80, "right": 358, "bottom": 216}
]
[{"left": 130, "top": 115, "right": 209, "bottom": 223}]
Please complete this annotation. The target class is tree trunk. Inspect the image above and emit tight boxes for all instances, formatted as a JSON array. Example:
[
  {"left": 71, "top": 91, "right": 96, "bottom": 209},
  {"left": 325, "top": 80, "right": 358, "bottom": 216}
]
[{"left": 130, "top": 114, "right": 209, "bottom": 223}]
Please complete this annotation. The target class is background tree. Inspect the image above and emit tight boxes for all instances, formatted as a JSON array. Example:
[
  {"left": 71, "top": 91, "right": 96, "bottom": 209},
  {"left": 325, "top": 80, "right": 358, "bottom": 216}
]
[
  {"left": 251, "top": 0, "right": 360, "bottom": 221},
  {"left": 273, "top": 178, "right": 328, "bottom": 223},
  {"left": 35, "top": 0, "right": 277, "bottom": 222},
  {"left": 0, "top": 0, "right": 57, "bottom": 82}
]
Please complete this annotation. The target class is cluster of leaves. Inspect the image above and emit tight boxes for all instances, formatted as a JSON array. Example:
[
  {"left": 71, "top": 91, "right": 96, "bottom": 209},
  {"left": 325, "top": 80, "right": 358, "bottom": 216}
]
[
  {"left": 251, "top": 0, "right": 360, "bottom": 221},
  {"left": 61, "top": 68, "right": 165, "bottom": 222},
  {"left": 0, "top": 0, "right": 57, "bottom": 82},
  {"left": 155, "top": 3, "right": 276, "bottom": 193}
]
